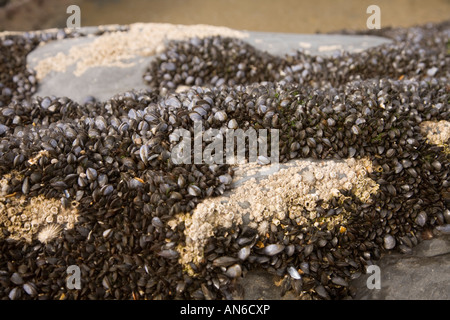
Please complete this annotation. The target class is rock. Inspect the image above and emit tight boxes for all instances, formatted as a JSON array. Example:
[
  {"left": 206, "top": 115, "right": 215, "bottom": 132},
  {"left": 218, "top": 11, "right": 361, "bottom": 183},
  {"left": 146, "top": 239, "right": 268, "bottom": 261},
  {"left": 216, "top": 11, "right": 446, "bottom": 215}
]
[
  {"left": 238, "top": 269, "right": 297, "bottom": 300},
  {"left": 245, "top": 32, "right": 391, "bottom": 57},
  {"left": 351, "top": 234, "right": 450, "bottom": 300},
  {"left": 26, "top": 36, "right": 155, "bottom": 104}
]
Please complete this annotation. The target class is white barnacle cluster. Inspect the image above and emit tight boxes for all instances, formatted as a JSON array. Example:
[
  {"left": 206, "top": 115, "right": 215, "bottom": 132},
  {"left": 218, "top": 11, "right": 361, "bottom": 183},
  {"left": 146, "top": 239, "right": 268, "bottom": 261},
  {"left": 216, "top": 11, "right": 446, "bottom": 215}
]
[
  {"left": 34, "top": 23, "right": 248, "bottom": 80},
  {"left": 37, "top": 223, "right": 63, "bottom": 244},
  {"left": 0, "top": 194, "right": 79, "bottom": 243},
  {"left": 171, "top": 157, "right": 379, "bottom": 271},
  {"left": 176, "top": 199, "right": 244, "bottom": 267},
  {"left": 268, "top": 158, "right": 378, "bottom": 223},
  {"left": 420, "top": 120, "right": 450, "bottom": 149}
]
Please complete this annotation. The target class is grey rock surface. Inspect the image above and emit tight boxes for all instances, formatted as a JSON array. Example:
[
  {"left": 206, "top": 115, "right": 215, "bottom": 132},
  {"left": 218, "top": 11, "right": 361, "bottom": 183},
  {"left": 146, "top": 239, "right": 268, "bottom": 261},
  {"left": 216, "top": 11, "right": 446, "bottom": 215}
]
[
  {"left": 351, "top": 233, "right": 450, "bottom": 300},
  {"left": 27, "top": 36, "right": 155, "bottom": 103},
  {"left": 245, "top": 31, "right": 391, "bottom": 57},
  {"left": 238, "top": 269, "right": 297, "bottom": 300}
]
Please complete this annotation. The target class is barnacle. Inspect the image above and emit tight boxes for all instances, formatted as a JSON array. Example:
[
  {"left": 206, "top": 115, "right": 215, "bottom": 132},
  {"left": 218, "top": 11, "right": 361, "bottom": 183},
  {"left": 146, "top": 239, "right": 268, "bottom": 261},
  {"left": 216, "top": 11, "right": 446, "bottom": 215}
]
[
  {"left": 174, "top": 158, "right": 379, "bottom": 268},
  {"left": 0, "top": 194, "right": 79, "bottom": 243},
  {"left": 37, "top": 223, "right": 62, "bottom": 244}
]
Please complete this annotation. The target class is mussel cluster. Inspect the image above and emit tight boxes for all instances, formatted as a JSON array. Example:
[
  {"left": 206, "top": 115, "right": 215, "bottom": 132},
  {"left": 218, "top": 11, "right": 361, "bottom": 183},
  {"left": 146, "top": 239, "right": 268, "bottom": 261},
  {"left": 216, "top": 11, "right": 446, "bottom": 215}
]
[
  {"left": 0, "top": 20, "right": 449, "bottom": 300},
  {"left": 143, "top": 36, "right": 287, "bottom": 94}
]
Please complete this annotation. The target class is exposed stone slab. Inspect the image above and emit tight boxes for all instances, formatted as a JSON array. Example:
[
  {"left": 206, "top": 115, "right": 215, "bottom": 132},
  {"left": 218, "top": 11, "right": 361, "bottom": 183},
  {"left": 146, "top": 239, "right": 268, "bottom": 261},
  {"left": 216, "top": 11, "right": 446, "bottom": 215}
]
[
  {"left": 27, "top": 36, "right": 154, "bottom": 103},
  {"left": 351, "top": 233, "right": 450, "bottom": 300},
  {"left": 245, "top": 31, "right": 391, "bottom": 57}
]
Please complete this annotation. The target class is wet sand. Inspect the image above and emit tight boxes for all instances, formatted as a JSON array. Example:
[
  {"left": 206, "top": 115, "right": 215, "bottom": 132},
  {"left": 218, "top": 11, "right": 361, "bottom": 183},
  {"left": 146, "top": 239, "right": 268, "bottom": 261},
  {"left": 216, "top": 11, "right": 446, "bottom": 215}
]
[{"left": 1, "top": 0, "right": 450, "bottom": 33}]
